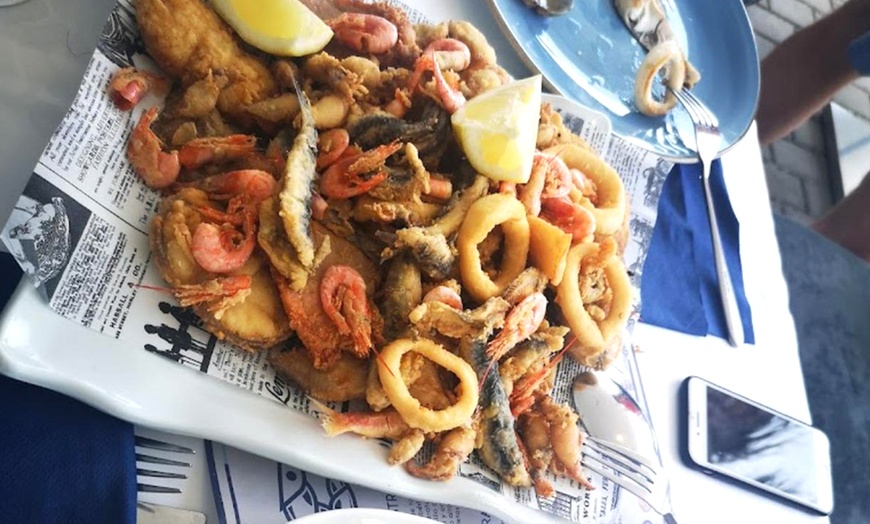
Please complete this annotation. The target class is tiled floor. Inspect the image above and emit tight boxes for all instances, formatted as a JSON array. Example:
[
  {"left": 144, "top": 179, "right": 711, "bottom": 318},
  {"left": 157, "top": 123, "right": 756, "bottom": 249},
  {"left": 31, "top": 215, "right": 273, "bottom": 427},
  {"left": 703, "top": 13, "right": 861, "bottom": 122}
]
[{"left": 747, "top": 0, "right": 870, "bottom": 224}]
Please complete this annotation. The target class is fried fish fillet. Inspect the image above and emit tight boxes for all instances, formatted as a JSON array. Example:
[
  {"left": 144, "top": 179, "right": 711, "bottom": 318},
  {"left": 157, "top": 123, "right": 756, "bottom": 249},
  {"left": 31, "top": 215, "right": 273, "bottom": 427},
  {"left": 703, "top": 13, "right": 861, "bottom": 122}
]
[
  {"left": 269, "top": 345, "right": 368, "bottom": 402},
  {"left": 134, "top": 0, "right": 277, "bottom": 124}
]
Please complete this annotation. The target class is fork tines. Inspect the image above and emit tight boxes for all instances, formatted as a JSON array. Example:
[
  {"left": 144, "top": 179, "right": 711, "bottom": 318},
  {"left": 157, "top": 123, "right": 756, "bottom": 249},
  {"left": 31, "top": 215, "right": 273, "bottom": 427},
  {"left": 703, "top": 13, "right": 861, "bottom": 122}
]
[
  {"left": 135, "top": 436, "right": 193, "bottom": 494},
  {"left": 135, "top": 436, "right": 195, "bottom": 454},
  {"left": 581, "top": 435, "right": 666, "bottom": 512},
  {"left": 670, "top": 88, "right": 719, "bottom": 128}
]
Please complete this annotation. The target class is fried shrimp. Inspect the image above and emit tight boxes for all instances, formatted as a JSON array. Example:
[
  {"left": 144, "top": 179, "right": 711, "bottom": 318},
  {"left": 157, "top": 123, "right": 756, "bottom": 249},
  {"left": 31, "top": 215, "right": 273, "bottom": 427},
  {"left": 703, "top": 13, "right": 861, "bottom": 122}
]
[
  {"left": 334, "top": 0, "right": 421, "bottom": 67},
  {"left": 551, "top": 143, "right": 627, "bottom": 236},
  {"left": 320, "top": 265, "right": 375, "bottom": 358},
  {"left": 109, "top": 67, "right": 169, "bottom": 111},
  {"left": 274, "top": 223, "right": 383, "bottom": 370},
  {"left": 130, "top": 0, "right": 637, "bottom": 495},
  {"left": 150, "top": 189, "right": 291, "bottom": 350},
  {"left": 128, "top": 107, "right": 181, "bottom": 189},
  {"left": 328, "top": 13, "right": 399, "bottom": 54},
  {"left": 191, "top": 202, "right": 256, "bottom": 274}
]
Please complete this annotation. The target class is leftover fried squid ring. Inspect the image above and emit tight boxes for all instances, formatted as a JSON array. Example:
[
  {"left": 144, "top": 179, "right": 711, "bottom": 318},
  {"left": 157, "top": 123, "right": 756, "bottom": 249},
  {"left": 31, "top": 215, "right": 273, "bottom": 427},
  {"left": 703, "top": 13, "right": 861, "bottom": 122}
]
[
  {"left": 457, "top": 194, "right": 530, "bottom": 302},
  {"left": 378, "top": 338, "right": 479, "bottom": 433},
  {"left": 556, "top": 243, "right": 632, "bottom": 366},
  {"left": 552, "top": 144, "right": 626, "bottom": 237},
  {"left": 635, "top": 40, "right": 686, "bottom": 117}
]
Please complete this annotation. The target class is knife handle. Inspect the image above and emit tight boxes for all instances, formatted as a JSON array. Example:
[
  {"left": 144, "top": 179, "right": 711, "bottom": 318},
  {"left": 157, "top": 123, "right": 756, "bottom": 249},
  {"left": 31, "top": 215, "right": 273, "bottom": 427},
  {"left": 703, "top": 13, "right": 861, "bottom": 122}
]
[{"left": 702, "top": 162, "right": 744, "bottom": 347}]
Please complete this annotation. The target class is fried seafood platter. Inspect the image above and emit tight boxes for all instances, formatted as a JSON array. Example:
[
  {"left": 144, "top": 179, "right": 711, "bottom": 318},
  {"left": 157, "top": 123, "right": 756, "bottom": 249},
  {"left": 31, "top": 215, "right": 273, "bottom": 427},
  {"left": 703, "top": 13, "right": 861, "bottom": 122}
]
[{"left": 119, "top": 0, "right": 633, "bottom": 498}]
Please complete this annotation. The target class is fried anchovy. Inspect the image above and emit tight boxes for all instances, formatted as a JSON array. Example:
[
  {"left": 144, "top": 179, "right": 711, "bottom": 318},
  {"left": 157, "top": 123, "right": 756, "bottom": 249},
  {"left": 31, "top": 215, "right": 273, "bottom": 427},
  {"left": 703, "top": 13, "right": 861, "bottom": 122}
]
[
  {"left": 382, "top": 176, "right": 488, "bottom": 280},
  {"left": 408, "top": 297, "right": 509, "bottom": 340},
  {"left": 379, "top": 255, "right": 422, "bottom": 340},
  {"left": 279, "top": 74, "right": 318, "bottom": 268},
  {"left": 461, "top": 336, "right": 531, "bottom": 487}
]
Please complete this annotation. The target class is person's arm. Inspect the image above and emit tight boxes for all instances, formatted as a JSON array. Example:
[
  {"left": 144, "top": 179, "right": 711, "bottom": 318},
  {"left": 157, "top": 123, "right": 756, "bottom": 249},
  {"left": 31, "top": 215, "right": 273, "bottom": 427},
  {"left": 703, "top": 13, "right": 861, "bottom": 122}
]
[{"left": 756, "top": 0, "right": 870, "bottom": 145}]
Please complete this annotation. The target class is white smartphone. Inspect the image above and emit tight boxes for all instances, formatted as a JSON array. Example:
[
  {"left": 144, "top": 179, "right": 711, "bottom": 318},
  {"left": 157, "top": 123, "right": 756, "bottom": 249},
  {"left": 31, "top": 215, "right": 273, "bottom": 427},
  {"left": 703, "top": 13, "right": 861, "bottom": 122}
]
[{"left": 683, "top": 376, "right": 834, "bottom": 516}]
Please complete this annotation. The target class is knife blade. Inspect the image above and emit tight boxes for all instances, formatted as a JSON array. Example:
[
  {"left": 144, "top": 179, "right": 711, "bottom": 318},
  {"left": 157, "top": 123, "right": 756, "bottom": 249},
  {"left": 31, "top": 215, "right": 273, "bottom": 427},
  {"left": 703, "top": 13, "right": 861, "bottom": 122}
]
[{"left": 137, "top": 502, "right": 206, "bottom": 524}]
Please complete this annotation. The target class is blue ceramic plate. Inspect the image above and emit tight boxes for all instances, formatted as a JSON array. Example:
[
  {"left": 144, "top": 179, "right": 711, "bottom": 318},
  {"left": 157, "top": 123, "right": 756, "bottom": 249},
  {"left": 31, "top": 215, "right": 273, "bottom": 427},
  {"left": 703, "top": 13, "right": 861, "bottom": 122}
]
[{"left": 486, "top": 0, "right": 759, "bottom": 161}]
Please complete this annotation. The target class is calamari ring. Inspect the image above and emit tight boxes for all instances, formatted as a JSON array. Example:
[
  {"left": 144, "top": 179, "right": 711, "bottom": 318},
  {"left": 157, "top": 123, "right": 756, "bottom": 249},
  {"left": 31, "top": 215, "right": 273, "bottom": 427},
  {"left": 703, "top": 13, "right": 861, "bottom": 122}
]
[
  {"left": 550, "top": 144, "right": 626, "bottom": 236},
  {"left": 378, "top": 338, "right": 479, "bottom": 432},
  {"left": 457, "top": 193, "right": 530, "bottom": 302},
  {"left": 635, "top": 40, "right": 686, "bottom": 117},
  {"left": 555, "top": 242, "right": 632, "bottom": 367}
]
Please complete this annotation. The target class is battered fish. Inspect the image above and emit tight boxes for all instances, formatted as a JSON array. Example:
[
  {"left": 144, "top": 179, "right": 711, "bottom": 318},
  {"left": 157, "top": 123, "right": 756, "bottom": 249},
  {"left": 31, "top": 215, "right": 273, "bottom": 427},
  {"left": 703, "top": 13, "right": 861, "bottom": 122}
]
[
  {"left": 269, "top": 345, "right": 369, "bottom": 402},
  {"left": 134, "top": 0, "right": 277, "bottom": 124},
  {"left": 274, "top": 222, "right": 384, "bottom": 370},
  {"left": 278, "top": 75, "right": 319, "bottom": 269}
]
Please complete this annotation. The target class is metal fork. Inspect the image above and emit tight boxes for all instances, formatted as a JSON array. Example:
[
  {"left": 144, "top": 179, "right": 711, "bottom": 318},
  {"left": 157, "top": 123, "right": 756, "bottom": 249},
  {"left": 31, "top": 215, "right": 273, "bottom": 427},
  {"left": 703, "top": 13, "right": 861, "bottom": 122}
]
[
  {"left": 135, "top": 435, "right": 193, "bottom": 494},
  {"left": 669, "top": 87, "right": 744, "bottom": 348},
  {"left": 581, "top": 436, "right": 677, "bottom": 523}
]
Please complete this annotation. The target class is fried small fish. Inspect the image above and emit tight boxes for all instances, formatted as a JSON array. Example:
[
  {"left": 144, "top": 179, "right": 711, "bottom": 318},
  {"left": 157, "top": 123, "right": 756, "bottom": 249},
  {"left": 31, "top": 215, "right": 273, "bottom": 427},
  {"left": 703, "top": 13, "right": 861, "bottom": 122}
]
[{"left": 278, "top": 75, "right": 319, "bottom": 269}]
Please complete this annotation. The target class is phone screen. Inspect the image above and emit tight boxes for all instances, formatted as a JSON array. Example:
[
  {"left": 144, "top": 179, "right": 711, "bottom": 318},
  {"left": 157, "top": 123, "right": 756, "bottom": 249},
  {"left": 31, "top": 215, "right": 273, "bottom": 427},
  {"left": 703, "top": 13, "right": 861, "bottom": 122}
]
[{"left": 705, "top": 386, "right": 827, "bottom": 508}]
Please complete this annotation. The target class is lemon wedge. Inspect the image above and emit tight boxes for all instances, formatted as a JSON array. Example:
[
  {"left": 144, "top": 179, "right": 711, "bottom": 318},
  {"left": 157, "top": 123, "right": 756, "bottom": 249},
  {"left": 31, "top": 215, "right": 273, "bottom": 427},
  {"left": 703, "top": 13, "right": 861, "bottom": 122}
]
[
  {"left": 451, "top": 75, "right": 542, "bottom": 183},
  {"left": 210, "top": 0, "right": 333, "bottom": 57}
]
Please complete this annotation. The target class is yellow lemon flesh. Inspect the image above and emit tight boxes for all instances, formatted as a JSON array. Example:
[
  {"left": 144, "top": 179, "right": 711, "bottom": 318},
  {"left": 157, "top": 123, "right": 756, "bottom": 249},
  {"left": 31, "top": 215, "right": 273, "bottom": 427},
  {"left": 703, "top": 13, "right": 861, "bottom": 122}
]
[
  {"left": 451, "top": 75, "right": 542, "bottom": 184},
  {"left": 210, "top": 0, "right": 333, "bottom": 57}
]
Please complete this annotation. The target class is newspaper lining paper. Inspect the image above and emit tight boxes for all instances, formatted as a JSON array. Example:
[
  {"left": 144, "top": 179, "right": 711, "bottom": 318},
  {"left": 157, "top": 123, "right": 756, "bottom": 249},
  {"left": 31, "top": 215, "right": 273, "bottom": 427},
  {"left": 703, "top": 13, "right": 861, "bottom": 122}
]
[{"left": 0, "top": 1, "right": 672, "bottom": 522}]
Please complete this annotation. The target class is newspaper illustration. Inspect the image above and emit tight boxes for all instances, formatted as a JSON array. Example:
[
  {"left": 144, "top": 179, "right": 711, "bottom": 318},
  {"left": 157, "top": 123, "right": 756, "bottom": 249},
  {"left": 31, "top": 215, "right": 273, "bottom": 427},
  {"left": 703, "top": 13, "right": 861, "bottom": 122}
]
[
  {"left": 208, "top": 440, "right": 505, "bottom": 524},
  {"left": 0, "top": 1, "right": 672, "bottom": 523}
]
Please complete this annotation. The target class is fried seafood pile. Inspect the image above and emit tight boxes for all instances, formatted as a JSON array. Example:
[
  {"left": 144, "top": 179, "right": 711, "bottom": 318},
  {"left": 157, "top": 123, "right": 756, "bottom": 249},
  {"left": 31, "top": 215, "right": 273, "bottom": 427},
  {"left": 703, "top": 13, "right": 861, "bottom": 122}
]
[{"left": 118, "top": 0, "right": 631, "bottom": 496}]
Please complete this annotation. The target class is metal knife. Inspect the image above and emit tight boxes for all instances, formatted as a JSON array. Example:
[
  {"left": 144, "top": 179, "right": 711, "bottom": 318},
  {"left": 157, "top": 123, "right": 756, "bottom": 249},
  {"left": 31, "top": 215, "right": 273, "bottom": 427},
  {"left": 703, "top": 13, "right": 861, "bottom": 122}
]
[{"left": 137, "top": 502, "right": 206, "bottom": 524}]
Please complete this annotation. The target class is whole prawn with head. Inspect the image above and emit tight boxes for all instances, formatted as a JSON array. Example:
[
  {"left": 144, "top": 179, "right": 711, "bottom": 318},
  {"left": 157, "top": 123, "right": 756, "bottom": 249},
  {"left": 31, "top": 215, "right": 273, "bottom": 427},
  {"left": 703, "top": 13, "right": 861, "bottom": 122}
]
[
  {"left": 320, "top": 265, "right": 374, "bottom": 358},
  {"left": 479, "top": 292, "right": 548, "bottom": 385},
  {"left": 405, "top": 39, "right": 470, "bottom": 115},
  {"left": 191, "top": 197, "right": 257, "bottom": 274},
  {"left": 328, "top": 12, "right": 399, "bottom": 54},
  {"left": 128, "top": 107, "right": 181, "bottom": 189}
]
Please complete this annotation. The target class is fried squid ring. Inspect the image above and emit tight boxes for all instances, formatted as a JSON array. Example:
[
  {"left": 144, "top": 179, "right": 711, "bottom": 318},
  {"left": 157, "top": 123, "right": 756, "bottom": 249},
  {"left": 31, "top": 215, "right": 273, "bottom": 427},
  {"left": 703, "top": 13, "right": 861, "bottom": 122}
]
[
  {"left": 378, "top": 338, "right": 479, "bottom": 432},
  {"left": 457, "top": 194, "right": 530, "bottom": 302},
  {"left": 635, "top": 40, "right": 686, "bottom": 117},
  {"left": 553, "top": 144, "right": 627, "bottom": 237},
  {"left": 555, "top": 242, "right": 632, "bottom": 367}
]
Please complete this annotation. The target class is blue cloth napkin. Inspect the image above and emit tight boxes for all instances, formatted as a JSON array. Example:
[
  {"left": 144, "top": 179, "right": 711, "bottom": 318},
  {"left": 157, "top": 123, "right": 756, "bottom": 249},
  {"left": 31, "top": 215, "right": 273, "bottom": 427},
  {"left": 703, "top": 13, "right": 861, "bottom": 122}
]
[
  {"left": 0, "top": 252, "right": 137, "bottom": 524},
  {"left": 639, "top": 160, "right": 755, "bottom": 344}
]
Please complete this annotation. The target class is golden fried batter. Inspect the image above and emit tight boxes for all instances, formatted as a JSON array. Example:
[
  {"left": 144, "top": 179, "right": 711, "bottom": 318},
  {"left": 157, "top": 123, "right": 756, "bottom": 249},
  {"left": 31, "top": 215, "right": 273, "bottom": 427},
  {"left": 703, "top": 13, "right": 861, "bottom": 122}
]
[
  {"left": 134, "top": 0, "right": 277, "bottom": 125},
  {"left": 275, "top": 222, "right": 384, "bottom": 370},
  {"left": 150, "top": 189, "right": 292, "bottom": 351},
  {"left": 269, "top": 346, "right": 369, "bottom": 402}
]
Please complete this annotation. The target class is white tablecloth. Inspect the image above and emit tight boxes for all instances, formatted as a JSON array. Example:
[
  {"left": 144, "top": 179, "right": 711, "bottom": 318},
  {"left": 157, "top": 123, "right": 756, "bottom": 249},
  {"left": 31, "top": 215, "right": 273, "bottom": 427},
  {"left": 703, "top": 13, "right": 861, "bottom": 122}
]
[{"left": 0, "top": 1, "right": 828, "bottom": 523}]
